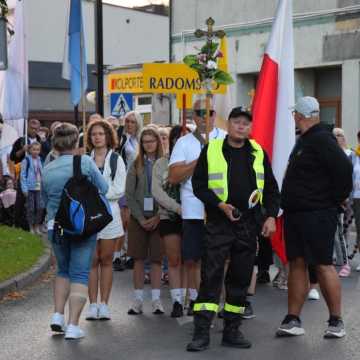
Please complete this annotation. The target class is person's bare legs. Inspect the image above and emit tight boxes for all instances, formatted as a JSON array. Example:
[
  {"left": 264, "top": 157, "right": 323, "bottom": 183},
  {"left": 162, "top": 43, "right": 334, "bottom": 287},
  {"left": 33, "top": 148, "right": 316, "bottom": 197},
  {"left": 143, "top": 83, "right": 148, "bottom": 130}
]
[
  {"left": 150, "top": 262, "right": 162, "bottom": 290},
  {"left": 316, "top": 265, "right": 342, "bottom": 317},
  {"left": 113, "top": 235, "right": 125, "bottom": 260},
  {"left": 288, "top": 257, "right": 309, "bottom": 316},
  {"left": 248, "top": 267, "right": 257, "bottom": 296},
  {"left": 163, "top": 234, "right": 182, "bottom": 289},
  {"left": 99, "top": 239, "right": 116, "bottom": 304},
  {"left": 186, "top": 260, "right": 200, "bottom": 291},
  {"left": 88, "top": 245, "right": 100, "bottom": 304},
  {"left": 54, "top": 276, "right": 70, "bottom": 314},
  {"left": 68, "top": 283, "right": 88, "bottom": 326}
]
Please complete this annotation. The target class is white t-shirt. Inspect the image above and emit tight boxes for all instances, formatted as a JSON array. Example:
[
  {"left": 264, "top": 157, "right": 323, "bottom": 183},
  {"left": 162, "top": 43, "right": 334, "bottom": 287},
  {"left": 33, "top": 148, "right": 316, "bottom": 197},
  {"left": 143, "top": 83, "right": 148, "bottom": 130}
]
[{"left": 169, "top": 127, "right": 227, "bottom": 219}]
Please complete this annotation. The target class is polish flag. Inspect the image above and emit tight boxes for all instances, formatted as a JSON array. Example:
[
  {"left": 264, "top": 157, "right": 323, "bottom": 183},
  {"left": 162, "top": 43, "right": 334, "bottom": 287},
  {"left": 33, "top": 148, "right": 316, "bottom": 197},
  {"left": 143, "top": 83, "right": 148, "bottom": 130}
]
[{"left": 251, "top": 0, "right": 295, "bottom": 264}]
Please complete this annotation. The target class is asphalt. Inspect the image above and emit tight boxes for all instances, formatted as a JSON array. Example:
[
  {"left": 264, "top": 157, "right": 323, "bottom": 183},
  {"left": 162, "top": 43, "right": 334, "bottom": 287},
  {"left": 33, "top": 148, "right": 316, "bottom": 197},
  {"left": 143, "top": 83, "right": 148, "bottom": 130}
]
[{"left": 0, "top": 263, "right": 359, "bottom": 360}]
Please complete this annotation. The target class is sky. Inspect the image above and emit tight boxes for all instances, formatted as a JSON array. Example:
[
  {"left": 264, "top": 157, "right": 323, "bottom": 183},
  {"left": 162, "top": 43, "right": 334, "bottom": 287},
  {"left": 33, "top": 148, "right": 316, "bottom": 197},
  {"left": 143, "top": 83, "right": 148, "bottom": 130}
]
[{"left": 104, "top": 0, "right": 169, "bottom": 7}]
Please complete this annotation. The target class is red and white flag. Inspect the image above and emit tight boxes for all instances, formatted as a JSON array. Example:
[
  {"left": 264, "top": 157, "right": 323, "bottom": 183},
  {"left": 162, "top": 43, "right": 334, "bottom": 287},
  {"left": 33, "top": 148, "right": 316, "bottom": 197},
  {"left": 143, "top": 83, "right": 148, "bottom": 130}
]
[{"left": 251, "top": 0, "right": 295, "bottom": 263}]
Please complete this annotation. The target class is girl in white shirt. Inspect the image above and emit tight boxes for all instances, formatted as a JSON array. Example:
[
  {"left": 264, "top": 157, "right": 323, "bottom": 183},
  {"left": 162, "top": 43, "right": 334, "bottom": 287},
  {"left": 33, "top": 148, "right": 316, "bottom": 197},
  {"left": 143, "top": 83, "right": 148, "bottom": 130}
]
[{"left": 86, "top": 119, "right": 126, "bottom": 320}]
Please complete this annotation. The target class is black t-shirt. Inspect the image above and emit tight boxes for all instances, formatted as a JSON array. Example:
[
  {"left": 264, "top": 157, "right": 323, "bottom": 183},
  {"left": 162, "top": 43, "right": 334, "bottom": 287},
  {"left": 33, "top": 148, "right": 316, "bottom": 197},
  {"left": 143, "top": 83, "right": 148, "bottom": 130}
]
[{"left": 227, "top": 145, "right": 254, "bottom": 211}]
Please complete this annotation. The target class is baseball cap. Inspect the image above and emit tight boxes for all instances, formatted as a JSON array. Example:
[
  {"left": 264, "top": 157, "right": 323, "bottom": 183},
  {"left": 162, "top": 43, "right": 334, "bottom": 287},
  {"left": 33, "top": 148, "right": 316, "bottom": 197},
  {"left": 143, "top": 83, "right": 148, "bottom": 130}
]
[{"left": 293, "top": 96, "right": 320, "bottom": 118}]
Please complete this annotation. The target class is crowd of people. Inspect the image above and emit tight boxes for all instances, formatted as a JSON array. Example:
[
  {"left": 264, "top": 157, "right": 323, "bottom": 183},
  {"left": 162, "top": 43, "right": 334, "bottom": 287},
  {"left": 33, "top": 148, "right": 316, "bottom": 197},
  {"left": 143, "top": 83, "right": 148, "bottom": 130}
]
[{"left": 0, "top": 96, "right": 358, "bottom": 350}]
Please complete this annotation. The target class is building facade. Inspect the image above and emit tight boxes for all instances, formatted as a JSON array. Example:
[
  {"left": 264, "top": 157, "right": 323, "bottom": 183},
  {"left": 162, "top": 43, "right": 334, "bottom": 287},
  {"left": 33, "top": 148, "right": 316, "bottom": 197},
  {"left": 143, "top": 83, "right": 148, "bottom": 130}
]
[
  {"left": 25, "top": 0, "right": 169, "bottom": 125},
  {"left": 171, "top": 0, "right": 360, "bottom": 145}
]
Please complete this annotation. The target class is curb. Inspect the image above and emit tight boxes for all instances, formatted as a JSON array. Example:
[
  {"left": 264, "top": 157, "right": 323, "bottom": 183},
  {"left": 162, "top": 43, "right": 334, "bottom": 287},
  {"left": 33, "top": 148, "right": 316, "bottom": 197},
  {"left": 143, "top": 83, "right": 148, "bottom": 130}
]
[{"left": 0, "top": 236, "right": 51, "bottom": 300}]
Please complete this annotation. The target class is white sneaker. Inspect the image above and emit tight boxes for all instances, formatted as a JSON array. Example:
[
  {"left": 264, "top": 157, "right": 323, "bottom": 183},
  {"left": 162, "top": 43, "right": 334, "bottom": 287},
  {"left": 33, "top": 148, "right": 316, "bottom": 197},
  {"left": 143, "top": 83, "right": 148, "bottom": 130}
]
[
  {"left": 128, "top": 299, "right": 143, "bottom": 315},
  {"left": 64, "top": 324, "right": 85, "bottom": 340},
  {"left": 85, "top": 303, "right": 99, "bottom": 320},
  {"left": 152, "top": 299, "right": 164, "bottom": 315},
  {"left": 356, "top": 264, "right": 360, "bottom": 272},
  {"left": 98, "top": 303, "right": 111, "bottom": 320},
  {"left": 50, "top": 312, "right": 66, "bottom": 333},
  {"left": 308, "top": 288, "right": 320, "bottom": 300}
]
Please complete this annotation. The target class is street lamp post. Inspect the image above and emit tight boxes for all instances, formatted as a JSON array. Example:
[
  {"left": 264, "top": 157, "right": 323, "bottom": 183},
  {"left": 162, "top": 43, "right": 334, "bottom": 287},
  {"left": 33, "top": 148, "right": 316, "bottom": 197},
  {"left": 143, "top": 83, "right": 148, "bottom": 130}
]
[{"left": 95, "top": 0, "right": 104, "bottom": 116}]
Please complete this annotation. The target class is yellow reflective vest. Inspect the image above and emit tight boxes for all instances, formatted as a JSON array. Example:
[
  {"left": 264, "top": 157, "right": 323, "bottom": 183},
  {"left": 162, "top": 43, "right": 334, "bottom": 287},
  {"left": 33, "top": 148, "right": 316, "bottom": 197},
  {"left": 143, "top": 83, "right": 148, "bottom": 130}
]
[{"left": 207, "top": 139, "right": 265, "bottom": 203}]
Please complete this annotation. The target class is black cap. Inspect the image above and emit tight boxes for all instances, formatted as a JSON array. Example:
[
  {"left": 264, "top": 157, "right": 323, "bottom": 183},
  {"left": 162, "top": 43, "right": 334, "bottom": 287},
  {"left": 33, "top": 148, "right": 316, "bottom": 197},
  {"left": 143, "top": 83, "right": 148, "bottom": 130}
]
[{"left": 228, "top": 106, "right": 252, "bottom": 122}]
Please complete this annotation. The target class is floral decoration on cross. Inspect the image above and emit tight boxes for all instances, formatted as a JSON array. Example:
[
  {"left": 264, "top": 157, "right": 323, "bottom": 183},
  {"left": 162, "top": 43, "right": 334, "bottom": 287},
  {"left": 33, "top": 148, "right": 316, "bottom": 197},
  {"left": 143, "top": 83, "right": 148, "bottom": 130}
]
[{"left": 183, "top": 17, "right": 234, "bottom": 89}]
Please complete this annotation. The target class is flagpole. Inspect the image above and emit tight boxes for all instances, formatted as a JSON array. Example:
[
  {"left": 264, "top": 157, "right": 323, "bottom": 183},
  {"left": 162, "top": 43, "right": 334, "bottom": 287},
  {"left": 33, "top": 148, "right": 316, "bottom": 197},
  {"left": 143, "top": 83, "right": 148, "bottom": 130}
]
[{"left": 80, "top": 19, "right": 87, "bottom": 150}]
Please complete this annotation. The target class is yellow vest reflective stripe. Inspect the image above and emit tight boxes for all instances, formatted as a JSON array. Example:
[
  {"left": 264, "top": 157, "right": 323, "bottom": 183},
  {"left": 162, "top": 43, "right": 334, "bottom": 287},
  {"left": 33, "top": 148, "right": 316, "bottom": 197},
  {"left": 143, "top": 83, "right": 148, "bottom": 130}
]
[
  {"left": 224, "top": 303, "right": 245, "bottom": 314},
  {"left": 207, "top": 139, "right": 228, "bottom": 202},
  {"left": 193, "top": 303, "right": 219, "bottom": 313},
  {"left": 207, "top": 139, "right": 265, "bottom": 204}
]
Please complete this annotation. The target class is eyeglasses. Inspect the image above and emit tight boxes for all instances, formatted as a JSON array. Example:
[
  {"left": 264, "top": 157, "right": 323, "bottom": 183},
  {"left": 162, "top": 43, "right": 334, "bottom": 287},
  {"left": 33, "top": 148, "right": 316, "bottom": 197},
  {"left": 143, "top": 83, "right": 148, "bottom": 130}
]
[
  {"left": 194, "top": 109, "right": 215, "bottom": 118},
  {"left": 142, "top": 139, "right": 157, "bottom": 145}
]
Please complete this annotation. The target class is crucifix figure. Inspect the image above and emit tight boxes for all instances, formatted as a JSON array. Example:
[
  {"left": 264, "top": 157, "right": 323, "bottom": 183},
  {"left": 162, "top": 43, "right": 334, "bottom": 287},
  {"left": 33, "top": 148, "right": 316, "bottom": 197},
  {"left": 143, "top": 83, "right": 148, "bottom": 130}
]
[
  {"left": 195, "top": 17, "right": 226, "bottom": 44},
  {"left": 194, "top": 18, "right": 225, "bottom": 143}
]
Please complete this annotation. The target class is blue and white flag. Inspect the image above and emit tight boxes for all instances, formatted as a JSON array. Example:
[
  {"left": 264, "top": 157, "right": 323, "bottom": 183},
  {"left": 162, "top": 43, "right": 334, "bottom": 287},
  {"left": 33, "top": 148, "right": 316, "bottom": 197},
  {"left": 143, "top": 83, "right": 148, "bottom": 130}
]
[
  {"left": 0, "top": 0, "right": 28, "bottom": 136},
  {"left": 62, "top": 0, "right": 88, "bottom": 106}
]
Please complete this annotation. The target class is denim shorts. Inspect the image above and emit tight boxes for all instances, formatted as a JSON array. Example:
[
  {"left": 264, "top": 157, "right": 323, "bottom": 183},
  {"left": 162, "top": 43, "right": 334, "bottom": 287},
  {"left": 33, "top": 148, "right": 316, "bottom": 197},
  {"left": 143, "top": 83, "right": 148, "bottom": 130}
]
[{"left": 48, "top": 230, "right": 97, "bottom": 285}]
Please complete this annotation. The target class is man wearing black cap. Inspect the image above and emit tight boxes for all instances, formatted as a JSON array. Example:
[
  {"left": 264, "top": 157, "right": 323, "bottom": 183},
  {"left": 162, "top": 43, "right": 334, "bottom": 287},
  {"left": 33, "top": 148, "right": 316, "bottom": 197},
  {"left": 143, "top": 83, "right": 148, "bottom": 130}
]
[
  {"left": 187, "top": 107, "right": 280, "bottom": 352},
  {"left": 277, "top": 96, "right": 353, "bottom": 339}
]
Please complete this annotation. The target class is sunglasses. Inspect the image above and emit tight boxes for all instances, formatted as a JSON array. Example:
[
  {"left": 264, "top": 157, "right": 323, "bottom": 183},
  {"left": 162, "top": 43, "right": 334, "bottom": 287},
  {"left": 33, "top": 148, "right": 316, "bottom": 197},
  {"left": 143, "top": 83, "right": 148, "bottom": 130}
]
[{"left": 194, "top": 109, "right": 215, "bottom": 118}]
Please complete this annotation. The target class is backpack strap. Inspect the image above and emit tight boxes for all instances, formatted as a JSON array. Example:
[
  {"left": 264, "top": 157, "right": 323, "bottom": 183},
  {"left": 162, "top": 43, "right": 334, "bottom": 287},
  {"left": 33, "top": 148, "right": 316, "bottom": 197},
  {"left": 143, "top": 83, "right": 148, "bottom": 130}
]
[
  {"left": 73, "top": 155, "right": 82, "bottom": 179},
  {"left": 109, "top": 151, "right": 118, "bottom": 181},
  {"left": 25, "top": 157, "right": 30, "bottom": 178}
]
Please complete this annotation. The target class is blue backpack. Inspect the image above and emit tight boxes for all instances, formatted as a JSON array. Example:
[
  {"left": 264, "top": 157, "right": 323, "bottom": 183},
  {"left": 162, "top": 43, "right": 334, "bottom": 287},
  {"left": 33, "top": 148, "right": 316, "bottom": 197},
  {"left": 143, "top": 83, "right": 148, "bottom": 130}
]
[{"left": 54, "top": 156, "right": 113, "bottom": 240}]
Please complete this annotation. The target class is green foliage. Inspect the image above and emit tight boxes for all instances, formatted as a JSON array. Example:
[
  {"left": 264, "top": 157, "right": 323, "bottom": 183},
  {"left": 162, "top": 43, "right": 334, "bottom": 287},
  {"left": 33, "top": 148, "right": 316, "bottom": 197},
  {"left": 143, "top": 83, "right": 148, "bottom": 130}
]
[
  {"left": 201, "top": 42, "right": 219, "bottom": 55},
  {"left": 183, "top": 38, "right": 233, "bottom": 88},
  {"left": 0, "top": 226, "right": 44, "bottom": 282},
  {"left": 214, "top": 70, "right": 234, "bottom": 85},
  {"left": 183, "top": 55, "right": 198, "bottom": 67}
]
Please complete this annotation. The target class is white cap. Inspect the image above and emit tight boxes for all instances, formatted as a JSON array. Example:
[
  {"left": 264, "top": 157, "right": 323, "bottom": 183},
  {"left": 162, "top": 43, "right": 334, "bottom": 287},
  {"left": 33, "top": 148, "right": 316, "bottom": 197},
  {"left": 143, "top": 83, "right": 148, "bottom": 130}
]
[{"left": 293, "top": 96, "right": 320, "bottom": 118}]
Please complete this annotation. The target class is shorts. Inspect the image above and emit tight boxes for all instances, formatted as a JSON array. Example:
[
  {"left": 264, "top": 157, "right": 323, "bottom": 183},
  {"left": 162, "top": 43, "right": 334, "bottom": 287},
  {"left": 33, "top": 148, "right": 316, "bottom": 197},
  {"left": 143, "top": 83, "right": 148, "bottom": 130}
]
[
  {"left": 48, "top": 230, "right": 97, "bottom": 286},
  {"left": 284, "top": 208, "right": 337, "bottom": 265},
  {"left": 182, "top": 219, "right": 205, "bottom": 262},
  {"left": 159, "top": 218, "right": 182, "bottom": 237},
  {"left": 127, "top": 216, "right": 163, "bottom": 262},
  {"left": 98, "top": 201, "right": 124, "bottom": 240}
]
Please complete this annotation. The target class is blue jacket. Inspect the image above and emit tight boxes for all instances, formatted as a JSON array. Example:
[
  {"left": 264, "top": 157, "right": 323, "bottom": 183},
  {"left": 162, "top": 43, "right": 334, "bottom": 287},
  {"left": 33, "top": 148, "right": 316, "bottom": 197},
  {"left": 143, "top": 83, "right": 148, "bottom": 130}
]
[
  {"left": 42, "top": 155, "right": 109, "bottom": 222},
  {"left": 20, "top": 155, "right": 43, "bottom": 194}
]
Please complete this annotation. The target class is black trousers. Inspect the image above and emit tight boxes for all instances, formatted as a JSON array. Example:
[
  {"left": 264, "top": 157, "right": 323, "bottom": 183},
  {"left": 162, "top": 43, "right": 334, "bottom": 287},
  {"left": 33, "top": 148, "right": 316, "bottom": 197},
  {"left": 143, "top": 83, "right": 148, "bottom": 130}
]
[
  {"left": 14, "top": 179, "right": 29, "bottom": 231},
  {"left": 257, "top": 235, "right": 273, "bottom": 271},
  {"left": 194, "top": 215, "right": 258, "bottom": 324}
]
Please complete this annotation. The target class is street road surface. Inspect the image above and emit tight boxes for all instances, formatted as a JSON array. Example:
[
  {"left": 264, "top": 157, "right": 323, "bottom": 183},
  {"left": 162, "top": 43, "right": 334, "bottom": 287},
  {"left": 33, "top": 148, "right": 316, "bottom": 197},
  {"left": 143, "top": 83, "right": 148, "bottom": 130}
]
[{"left": 1, "top": 264, "right": 359, "bottom": 360}]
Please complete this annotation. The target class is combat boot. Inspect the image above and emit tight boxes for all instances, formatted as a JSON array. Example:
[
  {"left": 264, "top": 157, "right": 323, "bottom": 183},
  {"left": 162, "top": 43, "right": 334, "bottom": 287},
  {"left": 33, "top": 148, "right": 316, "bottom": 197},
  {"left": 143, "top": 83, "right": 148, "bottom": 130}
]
[
  {"left": 222, "top": 319, "right": 252, "bottom": 349},
  {"left": 186, "top": 314, "right": 211, "bottom": 352}
]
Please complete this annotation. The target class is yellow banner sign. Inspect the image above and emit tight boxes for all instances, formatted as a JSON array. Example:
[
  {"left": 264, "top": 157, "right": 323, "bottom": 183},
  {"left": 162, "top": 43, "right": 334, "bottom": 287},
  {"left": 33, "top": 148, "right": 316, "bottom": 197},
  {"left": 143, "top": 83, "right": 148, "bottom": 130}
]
[
  {"left": 143, "top": 63, "right": 226, "bottom": 95},
  {"left": 176, "top": 93, "right": 193, "bottom": 109},
  {"left": 108, "top": 72, "right": 144, "bottom": 93}
]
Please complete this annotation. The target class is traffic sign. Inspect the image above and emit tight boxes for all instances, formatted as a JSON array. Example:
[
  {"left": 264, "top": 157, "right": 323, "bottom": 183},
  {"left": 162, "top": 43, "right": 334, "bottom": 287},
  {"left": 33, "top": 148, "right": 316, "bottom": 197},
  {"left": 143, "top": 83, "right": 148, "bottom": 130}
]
[{"left": 110, "top": 93, "right": 133, "bottom": 117}]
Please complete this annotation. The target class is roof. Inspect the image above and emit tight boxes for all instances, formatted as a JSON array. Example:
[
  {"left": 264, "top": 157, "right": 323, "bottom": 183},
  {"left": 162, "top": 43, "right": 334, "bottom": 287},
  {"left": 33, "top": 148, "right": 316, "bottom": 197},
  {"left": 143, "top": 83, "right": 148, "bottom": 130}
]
[{"left": 102, "top": 1, "right": 169, "bottom": 17}]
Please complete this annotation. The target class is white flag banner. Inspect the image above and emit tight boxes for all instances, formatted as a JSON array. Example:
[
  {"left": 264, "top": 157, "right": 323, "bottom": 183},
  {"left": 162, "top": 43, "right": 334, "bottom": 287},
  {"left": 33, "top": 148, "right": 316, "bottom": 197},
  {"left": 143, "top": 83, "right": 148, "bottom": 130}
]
[{"left": 0, "top": 0, "right": 28, "bottom": 136}]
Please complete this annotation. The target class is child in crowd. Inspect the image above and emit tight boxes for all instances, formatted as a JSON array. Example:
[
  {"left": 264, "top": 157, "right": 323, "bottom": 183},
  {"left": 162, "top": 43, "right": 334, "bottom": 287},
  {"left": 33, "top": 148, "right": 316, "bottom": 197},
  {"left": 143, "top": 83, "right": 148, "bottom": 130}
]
[
  {"left": 20, "top": 142, "right": 44, "bottom": 234},
  {"left": 0, "top": 176, "right": 17, "bottom": 226}
]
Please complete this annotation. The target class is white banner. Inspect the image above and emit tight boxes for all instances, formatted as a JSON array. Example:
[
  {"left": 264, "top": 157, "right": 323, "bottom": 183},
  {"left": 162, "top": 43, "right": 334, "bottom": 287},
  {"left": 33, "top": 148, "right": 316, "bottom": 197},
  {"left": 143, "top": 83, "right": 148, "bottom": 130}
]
[{"left": 0, "top": 0, "right": 28, "bottom": 136}]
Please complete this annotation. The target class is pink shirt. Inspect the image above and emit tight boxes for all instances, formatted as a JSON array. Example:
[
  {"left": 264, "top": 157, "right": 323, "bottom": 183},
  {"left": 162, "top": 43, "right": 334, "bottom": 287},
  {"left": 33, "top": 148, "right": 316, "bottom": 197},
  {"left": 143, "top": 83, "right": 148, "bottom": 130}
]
[{"left": 0, "top": 189, "right": 16, "bottom": 208}]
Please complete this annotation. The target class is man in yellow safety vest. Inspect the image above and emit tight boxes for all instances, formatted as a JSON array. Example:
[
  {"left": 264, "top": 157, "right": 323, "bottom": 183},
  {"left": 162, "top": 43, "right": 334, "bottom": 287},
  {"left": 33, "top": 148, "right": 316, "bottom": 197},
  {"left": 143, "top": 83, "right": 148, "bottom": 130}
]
[{"left": 187, "top": 107, "right": 280, "bottom": 352}]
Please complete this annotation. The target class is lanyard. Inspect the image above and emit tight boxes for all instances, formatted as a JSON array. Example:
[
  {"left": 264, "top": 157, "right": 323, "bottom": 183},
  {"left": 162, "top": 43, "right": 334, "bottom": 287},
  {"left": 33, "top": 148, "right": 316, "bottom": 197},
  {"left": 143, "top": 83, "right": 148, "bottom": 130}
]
[{"left": 144, "top": 158, "right": 153, "bottom": 195}]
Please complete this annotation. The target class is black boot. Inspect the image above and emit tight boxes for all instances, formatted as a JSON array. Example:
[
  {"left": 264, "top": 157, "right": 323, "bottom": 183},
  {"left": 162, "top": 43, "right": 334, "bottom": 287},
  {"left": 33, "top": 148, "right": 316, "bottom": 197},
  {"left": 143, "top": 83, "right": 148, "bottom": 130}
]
[
  {"left": 186, "top": 315, "right": 211, "bottom": 352},
  {"left": 222, "top": 319, "right": 252, "bottom": 349}
]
